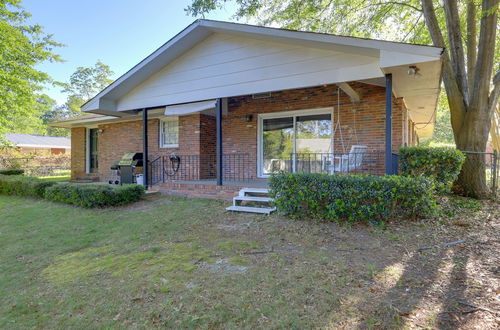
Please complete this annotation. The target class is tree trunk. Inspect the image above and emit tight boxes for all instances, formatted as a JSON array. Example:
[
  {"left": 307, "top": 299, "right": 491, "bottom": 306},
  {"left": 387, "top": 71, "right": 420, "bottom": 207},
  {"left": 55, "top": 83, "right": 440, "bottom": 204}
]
[{"left": 454, "top": 103, "right": 492, "bottom": 198}]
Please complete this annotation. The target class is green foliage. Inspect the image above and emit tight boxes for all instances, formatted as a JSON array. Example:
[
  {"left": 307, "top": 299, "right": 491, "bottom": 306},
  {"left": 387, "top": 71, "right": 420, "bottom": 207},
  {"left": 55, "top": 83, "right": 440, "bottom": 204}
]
[
  {"left": 0, "top": 169, "right": 24, "bottom": 175},
  {"left": 58, "top": 61, "right": 114, "bottom": 101},
  {"left": 44, "top": 183, "right": 144, "bottom": 208},
  {"left": 421, "top": 91, "right": 455, "bottom": 146},
  {"left": 269, "top": 173, "right": 438, "bottom": 224},
  {"left": 42, "top": 61, "right": 114, "bottom": 135},
  {"left": 0, "top": 174, "right": 57, "bottom": 198},
  {"left": 399, "top": 146, "right": 465, "bottom": 194},
  {"left": 0, "top": 0, "right": 61, "bottom": 142}
]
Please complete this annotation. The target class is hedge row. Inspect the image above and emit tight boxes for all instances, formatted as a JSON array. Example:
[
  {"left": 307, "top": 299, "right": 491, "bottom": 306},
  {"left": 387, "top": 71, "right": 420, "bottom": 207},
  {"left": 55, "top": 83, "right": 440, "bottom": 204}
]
[
  {"left": 45, "top": 183, "right": 145, "bottom": 208},
  {"left": 0, "top": 175, "right": 57, "bottom": 198},
  {"left": 0, "top": 175, "right": 144, "bottom": 208},
  {"left": 0, "top": 169, "right": 25, "bottom": 176},
  {"left": 399, "top": 146, "right": 465, "bottom": 193},
  {"left": 269, "top": 173, "right": 438, "bottom": 224}
]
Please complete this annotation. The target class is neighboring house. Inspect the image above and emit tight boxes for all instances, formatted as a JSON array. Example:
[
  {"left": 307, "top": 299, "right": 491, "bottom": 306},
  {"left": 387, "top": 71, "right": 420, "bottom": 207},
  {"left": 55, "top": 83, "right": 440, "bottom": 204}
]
[
  {"left": 52, "top": 20, "right": 443, "bottom": 199},
  {"left": 3, "top": 133, "right": 71, "bottom": 155}
]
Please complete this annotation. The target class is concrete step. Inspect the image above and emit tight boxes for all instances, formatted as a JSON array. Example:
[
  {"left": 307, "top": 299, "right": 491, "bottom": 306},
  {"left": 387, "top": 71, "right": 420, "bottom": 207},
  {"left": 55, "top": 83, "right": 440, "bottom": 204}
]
[
  {"left": 239, "top": 188, "right": 269, "bottom": 197},
  {"left": 226, "top": 205, "right": 276, "bottom": 214},
  {"left": 233, "top": 196, "right": 273, "bottom": 203}
]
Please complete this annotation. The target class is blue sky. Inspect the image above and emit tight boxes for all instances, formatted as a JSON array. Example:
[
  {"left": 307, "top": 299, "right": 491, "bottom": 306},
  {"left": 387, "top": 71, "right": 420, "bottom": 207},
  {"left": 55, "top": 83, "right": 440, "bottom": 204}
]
[{"left": 23, "top": 0, "right": 238, "bottom": 104}]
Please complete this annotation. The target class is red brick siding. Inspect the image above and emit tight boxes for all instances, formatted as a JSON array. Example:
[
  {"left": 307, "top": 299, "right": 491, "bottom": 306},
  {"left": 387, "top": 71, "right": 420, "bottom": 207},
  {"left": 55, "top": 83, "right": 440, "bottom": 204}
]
[
  {"left": 70, "top": 127, "right": 89, "bottom": 179},
  {"left": 70, "top": 82, "right": 409, "bottom": 181},
  {"left": 223, "top": 83, "right": 404, "bottom": 177}
]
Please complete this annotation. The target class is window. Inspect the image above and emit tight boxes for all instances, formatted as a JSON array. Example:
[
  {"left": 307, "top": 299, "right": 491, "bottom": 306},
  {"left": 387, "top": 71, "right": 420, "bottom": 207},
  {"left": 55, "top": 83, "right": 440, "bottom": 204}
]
[
  {"left": 258, "top": 108, "right": 332, "bottom": 177},
  {"left": 160, "top": 117, "right": 179, "bottom": 148}
]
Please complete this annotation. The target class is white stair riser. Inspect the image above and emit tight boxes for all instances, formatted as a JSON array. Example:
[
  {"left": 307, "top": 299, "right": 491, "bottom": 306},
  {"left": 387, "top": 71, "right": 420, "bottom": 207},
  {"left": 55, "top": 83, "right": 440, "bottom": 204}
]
[
  {"left": 226, "top": 205, "right": 276, "bottom": 214},
  {"left": 234, "top": 196, "right": 273, "bottom": 203}
]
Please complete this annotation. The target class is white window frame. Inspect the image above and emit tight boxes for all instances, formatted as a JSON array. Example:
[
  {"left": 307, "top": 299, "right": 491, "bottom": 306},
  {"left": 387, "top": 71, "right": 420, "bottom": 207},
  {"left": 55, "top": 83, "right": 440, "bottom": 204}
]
[
  {"left": 159, "top": 116, "right": 179, "bottom": 148},
  {"left": 257, "top": 107, "right": 333, "bottom": 178}
]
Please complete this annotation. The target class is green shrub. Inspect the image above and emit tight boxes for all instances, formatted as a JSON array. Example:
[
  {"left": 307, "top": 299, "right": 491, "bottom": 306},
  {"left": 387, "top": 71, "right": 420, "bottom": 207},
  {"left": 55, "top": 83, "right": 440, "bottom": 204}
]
[
  {"left": 0, "top": 174, "right": 57, "bottom": 198},
  {"left": 0, "top": 169, "right": 24, "bottom": 175},
  {"left": 44, "top": 183, "right": 145, "bottom": 208},
  {"left": 269, "top": 173, "right": 438, "bottom": 224},
  {"left": 399, "top": 146, "right": 465, "bottom": 193}
]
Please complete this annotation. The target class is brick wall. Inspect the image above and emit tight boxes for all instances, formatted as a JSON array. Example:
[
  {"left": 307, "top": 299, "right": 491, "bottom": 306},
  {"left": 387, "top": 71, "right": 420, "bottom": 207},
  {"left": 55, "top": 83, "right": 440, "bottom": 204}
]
[
  {"left": 223, "top": 82, "right": 405, "bottom": 177},
  {"left": 70, "top": 127, "right": 89, "bottom": 179},
  {"left": 70, "top": 82, "right": 409, "bottom": 181}
]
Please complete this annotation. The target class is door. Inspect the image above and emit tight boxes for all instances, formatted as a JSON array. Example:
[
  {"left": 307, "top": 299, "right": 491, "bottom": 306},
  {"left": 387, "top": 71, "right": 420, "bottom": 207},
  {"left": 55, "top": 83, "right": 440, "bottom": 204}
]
[
  {"left": 89, "top": 128, "right": 98, "bottom": 173},
  {"left": 259, "top": 108, "right": 332, "bottom": 177}
]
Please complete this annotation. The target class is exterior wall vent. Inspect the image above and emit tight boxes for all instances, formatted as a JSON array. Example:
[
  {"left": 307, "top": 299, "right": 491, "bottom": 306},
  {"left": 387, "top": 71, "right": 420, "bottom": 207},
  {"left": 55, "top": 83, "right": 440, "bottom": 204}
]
[{"left": 252, "top": 92, "right": 272, "bottom": 99}]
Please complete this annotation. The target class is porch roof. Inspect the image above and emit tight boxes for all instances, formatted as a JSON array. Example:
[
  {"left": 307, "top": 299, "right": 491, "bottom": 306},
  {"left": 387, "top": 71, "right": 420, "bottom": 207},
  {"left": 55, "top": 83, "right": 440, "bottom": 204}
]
[{"left": 78, "top": 20, "right": 443, "bottom": 138}]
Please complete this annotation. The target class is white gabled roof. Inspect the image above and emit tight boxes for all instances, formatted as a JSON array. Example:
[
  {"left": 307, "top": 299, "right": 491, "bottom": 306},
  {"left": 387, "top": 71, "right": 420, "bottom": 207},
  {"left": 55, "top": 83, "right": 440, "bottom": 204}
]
[
  {"left": 5, "top": 133, "right": 71, "bottom": 149},
  {"left": 80, "top": 19, "right": 443, "bottom": 138}
]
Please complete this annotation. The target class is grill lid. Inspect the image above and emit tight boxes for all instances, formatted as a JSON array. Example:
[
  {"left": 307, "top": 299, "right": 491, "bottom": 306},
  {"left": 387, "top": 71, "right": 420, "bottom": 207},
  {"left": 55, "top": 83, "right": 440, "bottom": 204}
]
[{"left": 118, "top": 152, "right": 143, "bottom": 166}]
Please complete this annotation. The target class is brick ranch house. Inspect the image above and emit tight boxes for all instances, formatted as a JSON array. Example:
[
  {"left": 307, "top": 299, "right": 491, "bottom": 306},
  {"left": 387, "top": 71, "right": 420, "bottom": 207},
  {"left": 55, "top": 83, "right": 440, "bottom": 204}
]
[{"left": 52, "top": 20, "right": 443, "bottom": 199}]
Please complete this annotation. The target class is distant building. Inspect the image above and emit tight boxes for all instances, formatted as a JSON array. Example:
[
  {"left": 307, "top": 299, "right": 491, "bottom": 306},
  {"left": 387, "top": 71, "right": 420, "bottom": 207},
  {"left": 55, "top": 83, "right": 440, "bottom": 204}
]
[{"left": 4, "top": 133, "right": 71, "bottom": 155}]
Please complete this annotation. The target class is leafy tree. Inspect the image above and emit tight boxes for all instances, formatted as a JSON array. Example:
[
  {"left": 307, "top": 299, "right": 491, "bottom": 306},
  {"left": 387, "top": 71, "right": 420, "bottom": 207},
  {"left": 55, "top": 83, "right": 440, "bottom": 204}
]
[
  {"left": 187, "top": 0, "right": 499, "bottom": 198},
  {"left": 0, "top": 0, "right": 61, "bottom": 144},
  {"left": 42, "top": 61, "right": 115, "bottom": 135},
  {"left": 57, "top": 60, "right": 114, "bottom": 114}
]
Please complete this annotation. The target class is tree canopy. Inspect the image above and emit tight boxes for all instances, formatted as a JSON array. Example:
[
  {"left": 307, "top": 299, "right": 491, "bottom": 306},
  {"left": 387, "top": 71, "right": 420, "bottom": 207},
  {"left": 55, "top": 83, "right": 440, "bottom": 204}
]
[
  {"left": 0, "top": 0, "right": 62, "bottom": 143},
  {"left": 43, "top": 61, "right": 114, "bottom": 136}
]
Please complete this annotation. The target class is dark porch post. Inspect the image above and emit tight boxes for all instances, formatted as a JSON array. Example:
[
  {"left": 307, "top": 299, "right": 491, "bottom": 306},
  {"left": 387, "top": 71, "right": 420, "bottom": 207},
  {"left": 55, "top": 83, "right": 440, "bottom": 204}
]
[
  {"left": 142, "top": 108, "right": 149, "bottom": 188},
  {"left": 385, "top": 73, "right": 393, "bottom": 175},
  {"left": 216, "top": 98, "right": 223, "bottom": 186}
]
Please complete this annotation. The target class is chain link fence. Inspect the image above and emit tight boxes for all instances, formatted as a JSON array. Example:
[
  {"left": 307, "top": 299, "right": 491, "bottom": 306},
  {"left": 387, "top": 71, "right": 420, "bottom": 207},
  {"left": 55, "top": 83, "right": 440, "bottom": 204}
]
[
  {"left": 462, "top": 150, "right": 499, "bottom": 197},
  {"left": 0, "top": 156, "right": 71, "bottom": 177}
]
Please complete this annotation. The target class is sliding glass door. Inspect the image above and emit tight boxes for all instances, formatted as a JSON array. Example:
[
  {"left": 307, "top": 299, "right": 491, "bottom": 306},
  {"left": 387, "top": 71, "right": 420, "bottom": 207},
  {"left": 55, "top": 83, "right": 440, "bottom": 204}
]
[{"left": 259, "top": 109, "right": 332, "bottom": 176}]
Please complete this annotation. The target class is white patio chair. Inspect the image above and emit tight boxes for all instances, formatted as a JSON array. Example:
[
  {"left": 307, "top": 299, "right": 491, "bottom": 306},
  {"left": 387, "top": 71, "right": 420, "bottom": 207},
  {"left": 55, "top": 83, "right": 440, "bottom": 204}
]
[{"left": 322, "top": 145, "right": 368, "bottom": 173}]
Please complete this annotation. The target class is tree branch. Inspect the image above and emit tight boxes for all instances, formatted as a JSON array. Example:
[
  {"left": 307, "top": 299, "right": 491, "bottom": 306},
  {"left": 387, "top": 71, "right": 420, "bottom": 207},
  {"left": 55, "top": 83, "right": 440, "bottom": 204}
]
[
  {"left": 382, "top": 1, "right": 423, "bottom": 12},
  {"left": 470, "top": 0, "right": 498, "bottom": 112},
  {"left": 421, "top": 0, "right": 467, "bottom": 138},
  {"left": 489, "top": 70, "right": 500, "bottom": 116},
  {"left": 466, "top": 1, "right": 477, "bottom": 98},
  {"left": 444, "top": 0, "right": 469, "bottom": 104}
]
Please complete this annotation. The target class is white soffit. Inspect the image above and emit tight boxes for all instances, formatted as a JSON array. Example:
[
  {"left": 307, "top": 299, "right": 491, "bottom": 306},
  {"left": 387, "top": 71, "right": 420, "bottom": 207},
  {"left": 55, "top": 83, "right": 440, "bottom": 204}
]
[
  {"left": 383, "top": 59, "right": 442, "bottom": 139},
  {"left": 164, "top": 99, "right": 216, "bottom": 116}
]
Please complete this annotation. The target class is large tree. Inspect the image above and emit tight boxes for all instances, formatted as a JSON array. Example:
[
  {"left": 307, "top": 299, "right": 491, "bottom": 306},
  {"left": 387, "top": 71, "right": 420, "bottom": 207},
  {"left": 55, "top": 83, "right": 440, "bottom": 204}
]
[
  {"left": 0, "top": 0, "right": 61, "bottom": 144},
  {"left": 43, "top": 61, "right": 114, "bottom": 136},
  {"left": 187, "top": 0, "right": 499, "bottom": 198}
]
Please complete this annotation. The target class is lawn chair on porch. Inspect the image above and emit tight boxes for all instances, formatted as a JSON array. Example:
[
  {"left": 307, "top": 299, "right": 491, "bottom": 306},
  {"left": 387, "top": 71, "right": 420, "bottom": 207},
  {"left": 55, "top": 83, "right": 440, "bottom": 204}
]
[{"left": 322, "top": 145, "right": 368, "bottom": 174}]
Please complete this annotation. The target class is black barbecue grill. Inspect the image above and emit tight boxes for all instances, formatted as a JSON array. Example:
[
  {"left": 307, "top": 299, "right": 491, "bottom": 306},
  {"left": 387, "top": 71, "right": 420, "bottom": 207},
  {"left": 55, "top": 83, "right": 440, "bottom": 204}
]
[{"left": 112, "top": 153, "right": 144, "bottom": 184}]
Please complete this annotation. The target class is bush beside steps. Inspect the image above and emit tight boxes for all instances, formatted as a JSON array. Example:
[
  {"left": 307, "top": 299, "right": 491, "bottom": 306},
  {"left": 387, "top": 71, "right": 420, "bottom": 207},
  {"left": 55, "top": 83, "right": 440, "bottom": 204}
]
[
  {"left": 0, "top": 174, "right": 144, "bottom": 208},
  {"left": 269, "top": 173, "right": 438, "bottom": 224}
]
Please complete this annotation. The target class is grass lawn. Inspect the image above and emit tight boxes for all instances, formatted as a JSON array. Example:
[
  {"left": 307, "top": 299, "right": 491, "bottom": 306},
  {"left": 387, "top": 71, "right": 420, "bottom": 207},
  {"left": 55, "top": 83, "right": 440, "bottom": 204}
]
[
  {"left": 36, "top": 175, "right": 70, "bottom": 182},
  {"left": 0, "top": 194, "right": 498, "bottom": 329}
]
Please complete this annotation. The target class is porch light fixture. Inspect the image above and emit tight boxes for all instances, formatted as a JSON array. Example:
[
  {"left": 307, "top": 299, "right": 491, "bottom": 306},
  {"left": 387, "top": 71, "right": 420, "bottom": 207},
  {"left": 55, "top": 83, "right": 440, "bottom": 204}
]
[
  {"left": 408, "top": 65, "right": 419, "bottom": 76},
  {"left": 246, "top": 114, "right": 253, "bottom": 122},
  {"left": 97, "top": 129, "right": 104, "bottom": 134}
]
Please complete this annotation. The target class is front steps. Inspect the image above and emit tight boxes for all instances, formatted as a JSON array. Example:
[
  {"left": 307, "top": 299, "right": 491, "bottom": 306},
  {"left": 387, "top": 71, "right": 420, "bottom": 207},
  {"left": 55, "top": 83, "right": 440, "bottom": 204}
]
[{"left": 226, "top": 188, "right": 276, "bottom": 214}]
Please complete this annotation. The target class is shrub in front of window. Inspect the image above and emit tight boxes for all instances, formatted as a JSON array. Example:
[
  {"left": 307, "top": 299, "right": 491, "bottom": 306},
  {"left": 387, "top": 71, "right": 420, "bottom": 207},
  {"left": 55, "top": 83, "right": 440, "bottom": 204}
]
[
  {"left": 0, "top": 174, "right": 56, "bottom": 198},
  {"left": 0, "top": 169, "right": 24, "bottom": 175},
  {"left": 44, "top": 183, "right": 145, "bottom": 208},
  {"left": 399, "top": 146, "right": 465, "bottom": 194},
  {"left": 269, "top": 173, "right": 438, "bottom": 224}
]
